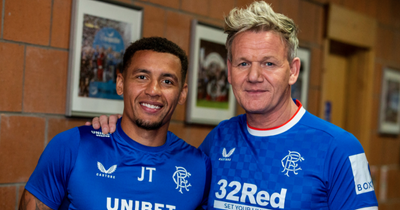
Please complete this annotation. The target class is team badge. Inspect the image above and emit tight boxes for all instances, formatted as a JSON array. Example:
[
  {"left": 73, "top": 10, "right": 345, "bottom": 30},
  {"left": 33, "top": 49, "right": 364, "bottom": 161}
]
[
  {"left": 172, "top": 166, "right": 191, "bottom": 194},
  {"left": 281, "top": 151, "right": 304, "bottom": 177}
]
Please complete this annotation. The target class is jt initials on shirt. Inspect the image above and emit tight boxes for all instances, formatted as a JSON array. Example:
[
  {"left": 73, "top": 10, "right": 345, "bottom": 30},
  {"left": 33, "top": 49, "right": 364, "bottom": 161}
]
[{"left": 138, "top": 167, "right": 156, "bottom": 182}]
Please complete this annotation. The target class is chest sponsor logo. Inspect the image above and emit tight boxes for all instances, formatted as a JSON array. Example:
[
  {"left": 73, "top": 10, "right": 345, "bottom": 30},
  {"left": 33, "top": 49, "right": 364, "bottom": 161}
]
[
  {"left": 219, "top": 148, "right": 236, "bottom": 161},
  {"left": 91, "top": 130, "right": 110, "bottom": 138},
  {"left": 107, "top": 197, "right": 176, "bottom": 210},
  {"left": 97, "top": 161, "right": 117, "bottom": 179},
  {"left": 214, "top": 179, "right": 287, "bottom": 209},
  {"left": 172, "top": 166, "right": 191, "bottom": 194},
  {"left": 281, "top": 151, "right": 304, "bottom": 177}
]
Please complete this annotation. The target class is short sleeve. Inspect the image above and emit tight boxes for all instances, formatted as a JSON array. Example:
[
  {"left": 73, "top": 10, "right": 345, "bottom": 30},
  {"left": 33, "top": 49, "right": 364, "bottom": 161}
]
[
  {"left": 198, "top": 127, "right": 218, "bottom": 156},
  {"left": 25, "top": 127, "right": 80, "bottom": 209},
  {"left": 326, "top": 132, "right": 378, "bottom": 209}
]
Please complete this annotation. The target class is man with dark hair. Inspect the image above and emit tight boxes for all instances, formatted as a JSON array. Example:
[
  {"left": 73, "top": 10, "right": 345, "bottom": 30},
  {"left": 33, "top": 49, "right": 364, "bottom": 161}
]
[{"left": 20, "top": 37, "right": 211, "bottom": 210}]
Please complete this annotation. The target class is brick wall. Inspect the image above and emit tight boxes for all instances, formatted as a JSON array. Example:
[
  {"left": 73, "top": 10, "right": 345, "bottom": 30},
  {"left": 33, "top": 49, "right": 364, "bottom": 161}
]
[{"left": 0, "top": 0, "right": 399, "bottom": 209}]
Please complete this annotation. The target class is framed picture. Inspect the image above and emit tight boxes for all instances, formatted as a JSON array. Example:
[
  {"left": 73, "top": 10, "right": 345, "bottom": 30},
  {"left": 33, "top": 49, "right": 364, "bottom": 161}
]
[
  {"left": 66, "top": 0, "right": 142, "bottom": 117},
  {"left": 291, "top": 47, "right": 311, "bottom": 108},
  {"left": 379, "top": 68, "right": 400, "bottom": 134},
  {"left": 186, "top": 20, "right": 236, "bottom": 125}
]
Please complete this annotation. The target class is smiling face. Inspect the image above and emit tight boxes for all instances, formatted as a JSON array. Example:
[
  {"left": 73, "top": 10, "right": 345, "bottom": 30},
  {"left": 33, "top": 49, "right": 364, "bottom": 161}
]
[
  {"left": 117, "top": 50, "right": 187, "bottom": 130},
  {"left": 228, "top": 30, "right": 300, "bottom": 116}
]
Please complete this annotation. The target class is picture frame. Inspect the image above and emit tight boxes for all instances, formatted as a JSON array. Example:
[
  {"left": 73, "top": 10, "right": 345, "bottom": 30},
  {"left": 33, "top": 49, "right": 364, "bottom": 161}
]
[
  {"left": 291, "top": 47, "right": 311, "bottom": 108},
  {"left": 66, "top": 0, "right": 142, "bottom": 117},
  {"left": 186, "top": 20, "right": 236, "bottom": 125},
  {"left": 379, "top": 67, "right": 400, "bottom": 134}
]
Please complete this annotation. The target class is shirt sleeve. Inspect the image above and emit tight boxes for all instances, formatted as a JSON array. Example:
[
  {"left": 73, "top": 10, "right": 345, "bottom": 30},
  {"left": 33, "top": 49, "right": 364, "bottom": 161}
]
[
  {"left": 196, "top": 152, "right": 212, "bottom": 210},
  {"left": 25, "top": 127, "right": 80, "bottom": 209},
  {"left": 198, "top": 127, "right": 218, "bottom": 156},
  {"left": 326, "top": 132, "right": 378, "bottom": 209}
]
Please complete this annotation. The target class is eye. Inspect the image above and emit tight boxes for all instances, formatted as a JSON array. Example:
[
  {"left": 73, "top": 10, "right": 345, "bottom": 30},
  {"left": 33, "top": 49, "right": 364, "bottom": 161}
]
[
  {"left": 137, "top": 75, "right": 146, "bottom": 79},
  {"left": 238, "top": 62, "right": 248, "bottom": 67},
  {"left": 163, "top": 79, "right": 173, "bottom": 85},
  {"left": 266, "top": 62, "right": 274, "bottom": 66}
]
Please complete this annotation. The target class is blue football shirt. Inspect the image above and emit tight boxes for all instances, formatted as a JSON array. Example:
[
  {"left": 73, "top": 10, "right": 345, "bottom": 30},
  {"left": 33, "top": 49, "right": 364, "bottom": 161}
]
[
  {"left": 199, "top": 100, "right": 378, "bottom": 210},
  {"left": 26, "top": 119, "right": 211, "bottom": 209}
]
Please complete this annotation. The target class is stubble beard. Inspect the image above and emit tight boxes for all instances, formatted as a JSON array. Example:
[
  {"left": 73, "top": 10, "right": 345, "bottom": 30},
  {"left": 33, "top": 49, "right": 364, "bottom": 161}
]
[{"left": 135, "top": 119, "right": 163, "bottom": 130}]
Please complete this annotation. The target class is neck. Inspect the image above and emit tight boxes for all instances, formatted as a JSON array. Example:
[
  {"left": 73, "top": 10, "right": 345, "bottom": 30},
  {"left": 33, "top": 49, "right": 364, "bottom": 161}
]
[
  {"left": 120, "top": 116, "right": 169, "bottom": 147},
  {"left": 246, "top": 98, "right": 299, "bottom": 129}
]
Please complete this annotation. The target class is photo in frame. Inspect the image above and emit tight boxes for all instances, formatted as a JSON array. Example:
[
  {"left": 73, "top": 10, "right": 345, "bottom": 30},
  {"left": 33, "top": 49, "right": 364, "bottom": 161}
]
[
  {"left": 66, "top": 0, "right": 142, "bottom": 117},
  {"left": 379, "top": 68, "right": 400, "bottom": 134},
  {"left": 291, "top": 47, "right": 311, "bottom": 108},
  {"left": 186, "top": 20, "right": 236, "bottom": 125}
]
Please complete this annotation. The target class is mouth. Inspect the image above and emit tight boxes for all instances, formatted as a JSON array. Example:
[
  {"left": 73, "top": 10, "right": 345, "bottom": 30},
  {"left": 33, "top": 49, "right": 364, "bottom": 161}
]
[{"left": 140, "top": 102, "right": 162, "bottom": 110}]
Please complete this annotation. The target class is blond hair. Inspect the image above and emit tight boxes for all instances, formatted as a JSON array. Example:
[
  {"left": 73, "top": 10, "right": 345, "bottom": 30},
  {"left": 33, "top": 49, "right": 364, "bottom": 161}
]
[{"left": 224, "top": 1, "right": 299, "bottom": 62}]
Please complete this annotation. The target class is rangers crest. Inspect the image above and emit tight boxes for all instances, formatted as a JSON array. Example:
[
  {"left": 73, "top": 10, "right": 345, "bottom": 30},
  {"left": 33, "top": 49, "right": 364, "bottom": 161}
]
[
  {"left": 281, "top": 151, "right": 304, "bottom": 177},
  {"left": 172, "top": 166, "right": 191, "bottom": 194}
]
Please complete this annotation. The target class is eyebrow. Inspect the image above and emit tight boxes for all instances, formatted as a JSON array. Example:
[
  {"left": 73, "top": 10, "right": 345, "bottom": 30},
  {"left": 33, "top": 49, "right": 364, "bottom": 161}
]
[{"left": 132, "top": 69, "right": 179, "bottom": 81}]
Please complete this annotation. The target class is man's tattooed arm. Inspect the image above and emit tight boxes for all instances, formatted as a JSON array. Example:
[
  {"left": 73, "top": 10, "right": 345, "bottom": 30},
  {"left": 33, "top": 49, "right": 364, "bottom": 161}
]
[{"left": 19, "top": 190, "right": 52, "bottom": 210}]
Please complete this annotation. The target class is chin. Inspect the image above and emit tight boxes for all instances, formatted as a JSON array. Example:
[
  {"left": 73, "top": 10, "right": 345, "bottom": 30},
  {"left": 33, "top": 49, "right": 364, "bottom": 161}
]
[{"left": 135, "top": 119, "right": 163, "bottom": 130}]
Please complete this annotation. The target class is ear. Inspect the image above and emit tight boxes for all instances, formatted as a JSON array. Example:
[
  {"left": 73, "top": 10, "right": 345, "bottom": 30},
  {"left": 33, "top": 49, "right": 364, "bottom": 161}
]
[
  {"left": 178, "top": 83, "right": 188, "bottom": 105},
  {"left": 227, "top": 59, "right": 232, "bottom": 84},
  {"left": 289, "top": 57, "right": 300, "bottom": 85},
  {"left": 116, "top": 73, "right": 124, "bottom": 95}
]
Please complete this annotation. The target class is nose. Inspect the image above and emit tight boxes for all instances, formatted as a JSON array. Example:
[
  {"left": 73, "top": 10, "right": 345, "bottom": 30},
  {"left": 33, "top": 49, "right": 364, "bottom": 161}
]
[
  {"left": 247, "top": 63, "right": 263, "bottom": 83},
  {"left": 145, "top": 79, "right": 161, "bottom": 97}
]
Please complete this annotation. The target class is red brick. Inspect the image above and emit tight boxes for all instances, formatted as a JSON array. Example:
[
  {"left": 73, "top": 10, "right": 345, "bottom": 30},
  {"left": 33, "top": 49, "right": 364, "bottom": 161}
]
[
  {"left": 51, "top": 0, "right": 72, "bottom": 49},
  {"left": 0, "top": 115, "right": 45, "bottom": 183},
  {"left": 0, "top": 0, "right": 2, "bottom": 32},
  {"left": 236, "top": 0, "right": 280, "bottom": 11},
  {"left": 235, "top": 0, "right": 254, "bottom": 9},
  {"left": 0, "top": 186, "right": 16, "bottom": 210},
  {"left": 181, "top": 0, "right": 209, "bottom": 16},
  {"left": 135, "top": 2, "right": 166, "bottom": 37},
  {"left": 23, "top": 47, "right": 68, "bottom": 114},
  {"left": 3, "top": 0, "right": 51, "bottom": 45},
  {"left": 147, "top": 0, "right": 179, "bottom": 9},
  {"left": 165, "top": 11, "right": 191, "bottom": 54},
  {"left": 18, "top": 185, "right": 25, "bottom": 207},
  {"left": 48, "top": 117, "right": 89, "bottom": 142},
  {"left": 209, "top": 0, "right": 235, "bottom": 20},
  {"left": 0, "top": 42, "right": 24, "bottom": 112}
]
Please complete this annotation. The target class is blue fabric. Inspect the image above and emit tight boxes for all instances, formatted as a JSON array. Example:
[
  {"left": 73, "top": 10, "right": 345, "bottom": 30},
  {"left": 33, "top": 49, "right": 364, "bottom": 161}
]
[
  {"left": 199, "top": 108, "right": 378, "bottom": 209},
  {"left": 26, "top": 119, "right": 211, "bottom": 209}
]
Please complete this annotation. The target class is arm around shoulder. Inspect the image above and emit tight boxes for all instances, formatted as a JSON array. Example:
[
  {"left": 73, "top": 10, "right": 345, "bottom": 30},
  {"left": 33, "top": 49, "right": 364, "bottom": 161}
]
[{"left": 19, "top": 190, "right": 52, "bottom": 210}]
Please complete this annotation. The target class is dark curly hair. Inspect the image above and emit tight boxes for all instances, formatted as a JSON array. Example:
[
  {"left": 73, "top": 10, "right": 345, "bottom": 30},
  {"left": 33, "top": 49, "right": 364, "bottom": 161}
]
[{"left": 122, "top": 37, "right": 188, "bottom": 84}]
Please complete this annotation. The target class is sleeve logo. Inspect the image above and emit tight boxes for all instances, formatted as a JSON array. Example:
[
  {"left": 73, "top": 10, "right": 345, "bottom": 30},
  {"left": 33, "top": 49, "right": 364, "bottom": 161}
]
[{"left": 349, "top": 153, "right": 374, "bottom": 194}]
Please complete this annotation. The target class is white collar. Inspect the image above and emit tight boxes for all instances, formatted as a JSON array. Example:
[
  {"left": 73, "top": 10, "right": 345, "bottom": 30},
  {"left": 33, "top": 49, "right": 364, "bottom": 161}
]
[{"left": 247, "top": 102, "right": 306, "bottom": 137}]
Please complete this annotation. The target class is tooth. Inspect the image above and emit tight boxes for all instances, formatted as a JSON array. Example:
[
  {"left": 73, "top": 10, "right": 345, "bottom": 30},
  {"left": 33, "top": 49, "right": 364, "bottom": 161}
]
[{"left": 142, "top": 103, "right": 160, "bottom": 109}]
